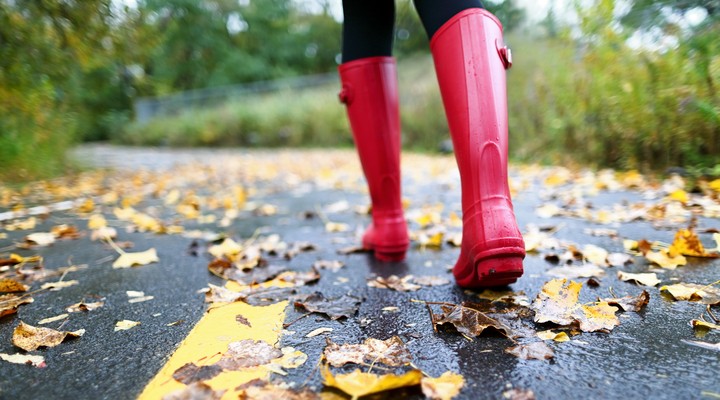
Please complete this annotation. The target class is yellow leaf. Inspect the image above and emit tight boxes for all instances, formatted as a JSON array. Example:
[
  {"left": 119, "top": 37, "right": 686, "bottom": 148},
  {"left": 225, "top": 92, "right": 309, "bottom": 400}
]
[
  {"left": 617, "top": 271, "right": 661, "bottom": 287},
  {"left": 532, "top": 279, "right": 582, "bottom": 325},
  {"left": 574, "top": 302, "right": 619, "bottom": 332},
  {"left": 536, "top": 330, "right": 570, "bottom": 342},
  {"left": 646, "top": 249, "right": 686, "bottom": 269},
  {"left": 692, "top": 319, "right": 720, "bottom": 331},
  {"left": 112, "top": 248, "right": 159, "bottom": 269},
  {"left": 669, "top": 228, "right": 718, "bottom": 258},
  {"left": 87, "top": 214, "right": 107, "bottom": 230},
  {"left": 208, "top": 238, "right": 243, "bottom": 259},
  {"left": 668, "top": 189, "right": 689, "bottom": 203},
  {"left": 77, "top": 198, "right": 95, "bottom": 213},
  {"left": 322, "top": 365, "right": 423, "bottom": 399},
  {"left": 114, "top": 207, "right": 136, "bottom": 220},
  {"left": 710, "top": 179, "right": 720, "bottom": 193},
  {"left": 420, "top": 371, "right": 465, "bottom": 400},
  {"left": 114, "top": 320, "right": 140, "bottom": 331},
  {"left": 660, "top": 283, "right": 720, "bottom": 305},
  {"left": 164, "top": 189, "right": 180, "bottom": 205},
  {"left": 325, "top": 222, "right": 349, "bottom": 233}
]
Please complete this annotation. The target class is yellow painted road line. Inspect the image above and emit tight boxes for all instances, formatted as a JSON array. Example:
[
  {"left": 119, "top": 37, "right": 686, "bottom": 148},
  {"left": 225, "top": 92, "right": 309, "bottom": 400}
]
[{"left": 138, "top": 300, "right": 288, "bottom": 400}]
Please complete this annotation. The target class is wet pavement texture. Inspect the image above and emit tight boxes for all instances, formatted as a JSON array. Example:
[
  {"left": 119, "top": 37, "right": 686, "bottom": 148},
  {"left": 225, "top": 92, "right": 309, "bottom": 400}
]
[{"left": 1, "top": 145, "right": 719, "bottom": 399}]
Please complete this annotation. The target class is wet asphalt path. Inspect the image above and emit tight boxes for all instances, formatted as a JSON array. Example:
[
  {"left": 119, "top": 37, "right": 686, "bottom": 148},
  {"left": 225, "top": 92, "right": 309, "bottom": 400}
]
[{"left": 0, "top": 145, "right": 719, "bottom": 399}]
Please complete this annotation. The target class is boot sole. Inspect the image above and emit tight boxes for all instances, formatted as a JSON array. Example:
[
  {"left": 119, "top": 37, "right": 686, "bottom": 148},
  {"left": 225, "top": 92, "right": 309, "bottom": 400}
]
[{"left": 363, "top": 241, "right": 409, "bottom": 262}]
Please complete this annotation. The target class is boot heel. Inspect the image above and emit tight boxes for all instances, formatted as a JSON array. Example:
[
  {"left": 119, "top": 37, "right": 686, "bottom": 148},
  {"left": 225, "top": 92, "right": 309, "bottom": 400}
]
[
  {"left": 373, "top": 244, "right": 409, "bottom": 262},
  {"left": 474, "top": 256, "right": 524, "bottom": 287}
]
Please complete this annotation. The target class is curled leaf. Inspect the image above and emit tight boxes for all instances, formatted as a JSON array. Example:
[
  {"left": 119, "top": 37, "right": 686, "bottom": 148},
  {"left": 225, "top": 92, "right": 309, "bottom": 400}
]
[
  {"left": 293, "top": 292, "right": 361, "bottom": 320},
  {"left": 660, "top": 283, "right": 720, "bottom": 305},
  {"left": 617, "top": 271, "right": 660, "bottom": 287},
  {"left": 324, "top": 336, "right": 413, "bottom": 367},
  {"left": 433, "top": 303, "right": 512, "bottom": 338},
  {"left": 13, "top": 321, "right": 84, "bottom": 351},
  {"left": 321, "top": 365, "right": 423, "bottom": 399}
]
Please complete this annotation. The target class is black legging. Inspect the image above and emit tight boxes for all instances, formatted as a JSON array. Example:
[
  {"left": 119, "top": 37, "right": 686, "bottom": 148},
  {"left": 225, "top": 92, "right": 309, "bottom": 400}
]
[{"left": 341, "top": 0, "right": 484, "bottom": 63}]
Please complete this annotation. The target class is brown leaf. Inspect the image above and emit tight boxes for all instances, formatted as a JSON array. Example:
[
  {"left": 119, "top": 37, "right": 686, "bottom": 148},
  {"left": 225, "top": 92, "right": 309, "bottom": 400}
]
[
  {"left": 433, "top": 303, "right": 512, "bottom": 338},
  {"left": 216, "top": 339, "right": 282, "bottom": 370},
  {"left": 51, "top": 224, "right": 81, "bottom": 240},
  {"left": 293, "top": 292, "right": 361, "bottom": 320},
  {"left": 367, "top": 275, "right": 421, "bottom": 292},
  {"left": 66, "top": 301, "right": 104, "bottom": 313},
  {"left": 532, "top": 279, "right": 582, "bottom": 325},
  {"left": 505, "top": 342, "right": 554, "bottom": 360},
  {"left": 603, "top": 291, "right": 650, "bottom": 312},
  {"left": 0, "top": 278, "right": 29, "bottom": 293},
  {"left": 0, "top": 294, "right": 34, "bottom": 318},
  {"left": 323, "top": 336, "right": 413, "bottom": 367},
  {"left": 163, "top": 382, "right": 225, "bottom": 400},
  {"left": 12, "top": 321, "right": 84, "bottom": 351},
  {"left": 277, "top": 268, "right": 321, "bottom": 286},
  {"left": 172, "top": 362, "right": 222, "bottom": 384}
]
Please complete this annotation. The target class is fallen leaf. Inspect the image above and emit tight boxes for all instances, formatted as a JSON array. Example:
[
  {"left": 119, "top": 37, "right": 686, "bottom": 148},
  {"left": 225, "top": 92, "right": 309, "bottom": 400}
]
[
  {"left": 603, "top": 291, "right": 650, "bottom": 312},
  {"left": 115, "top": 320, "right": 140, "bottom": 331},
  {"left": 536, "top": 330, "right": 570, "bottom": 342},
  {"left": 24, "top": 232, "right": 55, "bottom": 247},
  {"left": 88, "top": 214, "right": 107, "bottom": 229},
  {"left": 547, "top": 265, "right": 605, "bottom": 280},
  {"left": 660, "top": 283, "right": 720, "bottom": 305},
  {"left": 208, "top": 238, "right": 243, "bottom": 259},
  {"left": 337, "top": 245, "right": 370, "bottom": 255},
  {"left": 163, "top": 382, "right": 225, "bottom": 400},
  {"left": 0, "top": 294, "right": 34, "bottom": 318},
  {"left": 40, "top": 280, "right": 79, "bottom": 291},
  {"left": 433, "top": 303, "right": 512, "bottom": 338},
  {"left": 325, "top": 221, "right": 349, "bottom": 233},
  {"left": 582, "top": 244, "right": 609, "bottom": 266},
  {"left": 324, "top": 336, "right": 413, "bottom": 367},
  {"left": 321, "top": 366, "right": 423, "bottom": 399},
  {"left": 293, "top": 292, "right": 361, "bottom": 320},
  {"left": 645, "top": 250, "right": 686, "bottom": 270},
  {"left": 421, "top": 371, "right": 465, "bottom": 400},
  {"left": 51, "top": 224, "right": 81, "bottom": 240},
  {"left": 617, "top": 271, "right": 661, "bottom": 287},
  {"left": 692, "top": 319, "right": 720, "bottom": 332},
  {"left": 573, "top": 302, "right": 620, "bottom": 332},
  {"left": 306, "top": 327, "right": 333, "bottom": 338},
  {"left": 216, "top": 339, "right": 282, "bottom": 370},
  {"left": 412, "top": 276, "right": 451, "bottom": 287},
  {"left": 112, "top": 248, "right": 159, "bottom": 269},
  {"left": 238, "top": 286, "right": 297, "bottom": 306},
  {"left": 283, "top": 241, "right": 317, "bottom": 259},
  {"left": 368, "top": 275, "right": 421, "bottom": 292},
  {"left": 237, "top": 380, "right": 318, "bottom": 400},
  {"left": 172, "top": 362, "right": 222, "bottom": 384},
  {"left": 502, "top": 388, "right": 537, "bottom": 400},
  {"left": 38, "top": 314, "right": 69, "bottom": 325},
  {"left": 0, "top": 353, "right": 45, "bottom": 368},
  {"left": 205, "top": 284, "right": 243, "bottom": 304},
  {"left": 607, "top": 253, "right": 633, "bottom": 267},
  {"left": 669, "top": 228, "right": 719, "bottom": 258},
  {"left": 228, "top": 264, "right": 287, "bottom": 285},
  {"left": 532, "top": 279, "right": 582, "bottom": 325},
  {"left": 0, "top": 278, "right": 29, "bottom": 293},
  {"left": 91, "top": 227, "right": 117, "bottom": 241},
  {"left": 312, "top": 260, "right": 345, "bottom": 272},
  {"left": 13, "top": 321, "right": 84, "bottom": 351},
  {"left": 66, "top": 301, "right": 104, "bottom": 313},
  {"left": 505, "top": 342, "right": 554, "bottom": 360}
]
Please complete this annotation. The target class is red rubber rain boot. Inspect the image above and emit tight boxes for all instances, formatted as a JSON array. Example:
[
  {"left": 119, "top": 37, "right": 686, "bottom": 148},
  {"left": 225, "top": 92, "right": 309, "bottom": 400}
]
[
  {"left": 339, "top": 56, "right": 409, "bottom": 262},
  {"left": 431, "top": 9, "right": 525, "bottom": 287}
]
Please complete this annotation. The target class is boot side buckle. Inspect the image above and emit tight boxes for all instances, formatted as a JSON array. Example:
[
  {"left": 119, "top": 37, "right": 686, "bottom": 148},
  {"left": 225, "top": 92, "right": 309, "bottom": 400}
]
[
  {"left": 496, "top": 40, "right": 513, "bottom": 69},
  {"left": 338, "top": 84, "right": 353, "bottom": 104}
]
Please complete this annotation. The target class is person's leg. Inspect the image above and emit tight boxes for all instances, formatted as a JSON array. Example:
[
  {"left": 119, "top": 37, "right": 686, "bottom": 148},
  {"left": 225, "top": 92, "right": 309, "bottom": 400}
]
[
  {"left": 414, "top": 0, "right": 526, "bottom": 286},
  {"left": 339, "top": 0, "right": 409, "bottom": 261}
]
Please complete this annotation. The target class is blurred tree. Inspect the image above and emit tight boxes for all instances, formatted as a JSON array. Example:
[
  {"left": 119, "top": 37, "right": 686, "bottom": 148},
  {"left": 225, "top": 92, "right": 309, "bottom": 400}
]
[{"left": 622, "top": 0, "right": 719, "bottom": 29}]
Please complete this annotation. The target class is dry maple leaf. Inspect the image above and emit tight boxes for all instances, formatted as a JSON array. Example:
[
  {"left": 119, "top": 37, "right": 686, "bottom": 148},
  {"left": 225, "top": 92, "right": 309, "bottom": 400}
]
[
  {"left": 367, "top": 275, "right": 421, "bottom": 292},
  {"left": 172, "top": 362, "right": 222, "bottom": 384},
  {"left": 321, "top": 365, "right": 423, "bottom": 399},
  {"left": 12, "top": 321, "right": 84, "bottom": 351},
  {"left": 505, "top": 341, "right": 554, "bottom": 360},
  {"left": 669, "top": 228, "right": 719, "bottom": 258},
  {"left": 433, "top": 303, "right": 512, "bottom": 338},
  {"left": 660, "top": 283, "right": 720, "bottom": 305},
  {"left": 0, "top": 278, "right": 29, "bottom": 293},
  {"left": 293, "top": 292, "right": 361, "bottom": 320},
  {"left": 420, "top": 371, "right": 465, "bottom": 400},
  {"left": 324, "top": 336, "right": 413, "bottom": 367},
  {"left": 532, "top": 279, "right": 582, "bottom": 325},
  {"left": 602, "top": 291, "right": 650, "bottom": 312},
  {"left": 216, "top": 339, "right": 282, "bottom": 370},
  {"left": 163, "top": 382, "right": 225, "bottom": 400}
]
